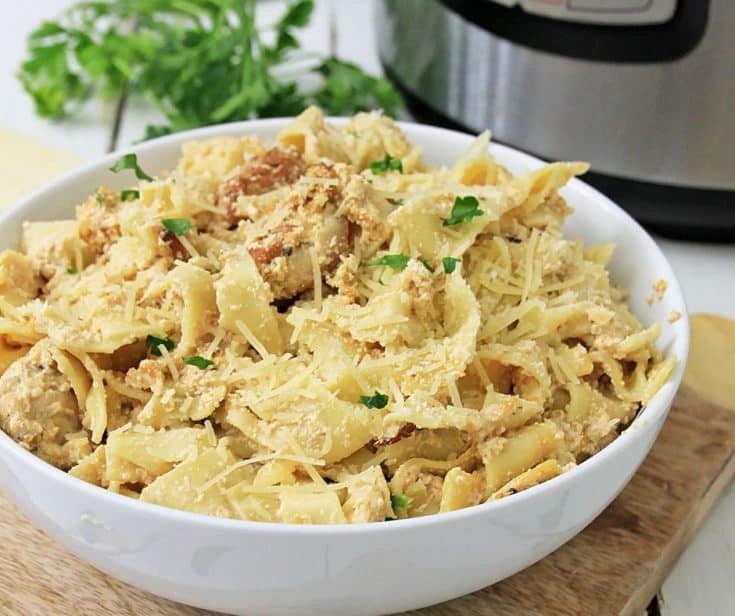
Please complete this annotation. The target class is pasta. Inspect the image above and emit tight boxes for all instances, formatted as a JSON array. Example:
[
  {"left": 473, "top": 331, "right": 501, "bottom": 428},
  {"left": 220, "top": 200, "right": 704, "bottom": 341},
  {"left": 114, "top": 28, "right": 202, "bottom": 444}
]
[{"left": 0, "top": 107, "right": 675, "bottom": 524}]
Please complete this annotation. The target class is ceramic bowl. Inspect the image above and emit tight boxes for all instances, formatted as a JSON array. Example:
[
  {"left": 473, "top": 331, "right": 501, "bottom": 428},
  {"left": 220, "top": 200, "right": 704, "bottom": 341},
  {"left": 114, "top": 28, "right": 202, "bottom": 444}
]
[{"left": 0, "top": 119, "right": 689, "bottom": 615}]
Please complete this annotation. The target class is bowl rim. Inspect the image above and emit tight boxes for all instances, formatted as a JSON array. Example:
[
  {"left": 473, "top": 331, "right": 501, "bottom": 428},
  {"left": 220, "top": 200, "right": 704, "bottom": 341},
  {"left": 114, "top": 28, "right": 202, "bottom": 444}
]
[{"left": 0, "top": 116, "right": 690, "bottom": 535}]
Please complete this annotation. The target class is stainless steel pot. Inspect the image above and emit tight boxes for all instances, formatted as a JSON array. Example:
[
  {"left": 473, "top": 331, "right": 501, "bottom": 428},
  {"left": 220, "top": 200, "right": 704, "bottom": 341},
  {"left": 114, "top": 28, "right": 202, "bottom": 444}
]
[{"left": 376, "top": 0, "right": 735, "bottom": 239}]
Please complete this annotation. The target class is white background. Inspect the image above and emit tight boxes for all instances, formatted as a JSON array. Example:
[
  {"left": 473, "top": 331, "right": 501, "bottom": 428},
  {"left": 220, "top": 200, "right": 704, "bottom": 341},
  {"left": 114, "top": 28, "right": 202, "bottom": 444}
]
[{"left": 0, "top": 1, "right": 733, "bottom": 614}]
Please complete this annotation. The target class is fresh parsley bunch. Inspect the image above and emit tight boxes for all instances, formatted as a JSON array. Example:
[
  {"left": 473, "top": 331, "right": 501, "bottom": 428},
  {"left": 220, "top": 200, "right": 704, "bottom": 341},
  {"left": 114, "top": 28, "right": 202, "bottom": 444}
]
[{"left": 18, "top": 0, "right": 402, "bottom": 140}]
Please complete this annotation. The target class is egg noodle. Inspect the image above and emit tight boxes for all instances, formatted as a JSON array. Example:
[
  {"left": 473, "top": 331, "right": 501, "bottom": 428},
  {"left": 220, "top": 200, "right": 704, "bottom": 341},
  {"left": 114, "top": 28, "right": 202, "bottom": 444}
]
[{"left": 0, "top": 108, "right": 674, "bottom": 523}]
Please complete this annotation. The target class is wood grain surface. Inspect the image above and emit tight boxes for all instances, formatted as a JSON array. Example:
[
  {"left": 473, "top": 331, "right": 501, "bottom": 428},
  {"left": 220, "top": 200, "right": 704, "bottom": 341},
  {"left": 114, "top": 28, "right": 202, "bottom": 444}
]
[{"left": 1, "top": 387, "right": 733, "bottom": 616}]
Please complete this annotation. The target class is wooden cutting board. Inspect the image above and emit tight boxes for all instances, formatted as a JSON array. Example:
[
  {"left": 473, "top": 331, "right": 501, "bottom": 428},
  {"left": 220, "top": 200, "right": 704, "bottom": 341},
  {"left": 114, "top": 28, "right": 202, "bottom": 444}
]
[{"left": 1, "top": 132, "right": 733, "bottom": 616}]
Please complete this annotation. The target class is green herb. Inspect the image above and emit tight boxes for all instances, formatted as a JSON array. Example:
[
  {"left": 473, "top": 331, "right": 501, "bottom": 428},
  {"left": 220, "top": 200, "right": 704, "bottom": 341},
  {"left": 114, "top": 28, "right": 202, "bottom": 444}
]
[
  {"left": 419, "top": 258, "right": 434, "bottom": 273},
  {"left": 18, "top": 1, "right": 402, "bottom": 140},
  {"left": 183, "top": 356, "right": 214, "bottom": 370},
  {"left": 369, "top": 153, "right": 403, "bottom": 175},
  {"left": 65, "top": 267, "right": 77, "bottom": 274},
  {"left": 110, "top": 154, "right": 153, "bottom": 181},
  {"left": 387, "top": 197, "right": 404, "bottom": 206},
  {"left": 442, "top": 196, "right": 484, "bottom": 227},
  {"left": 363, "top": 254, "right": 410, "bottom": 272},
  {"left": 120, "top": 188, "right": 139, "bottom": 201},
  {"left": 95, "top": 191, "right": 105, "bottom": 206},
  {"left": 145, "top": 334, "right": 175, "bottom": 357},
  {"left": 442, "top": 257, "right": 461, "bottom": 274},
  {"left": 390, "top": 492, "right": 413, "bottom": 515},
  {"left": 161, "top": 218, "right": 193, "bottom": 236},
  {"left": 359, "top": 391, "right": 389, "bottom": 409}
]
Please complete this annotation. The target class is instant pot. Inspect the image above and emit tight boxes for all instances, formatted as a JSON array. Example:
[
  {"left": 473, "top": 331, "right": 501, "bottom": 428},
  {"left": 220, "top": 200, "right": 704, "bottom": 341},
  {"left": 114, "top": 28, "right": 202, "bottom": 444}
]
[{"left": 376, "top": 0, "right": 735, "bottom": 240}]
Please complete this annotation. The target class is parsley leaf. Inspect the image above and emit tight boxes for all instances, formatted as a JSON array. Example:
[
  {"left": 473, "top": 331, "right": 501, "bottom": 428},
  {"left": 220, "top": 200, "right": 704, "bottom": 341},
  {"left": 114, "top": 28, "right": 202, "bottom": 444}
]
[
  {"left": 145, "top": 335, "right": 175, "bottom": 357},
  {"left": 442, "top": 257, "right": 461, "bottom": 274},
  {"left": 420, "top": 259, "right": 434, "bottom": 273},
  {"left": 363, "top": 254, "right": 410, "bottom": 272},
  {"left": 120, "top": 189, "right": 139, "bottom": 201},
  {"left": 18, "top": 1, "right": 402, "bottom": 140},
  {"left": 369, "top": 153, "right": 403, "bottom": 175},
  {"left": 161, "top": 218, "right": 193, "bottom": 236},
  {"left": 359, "top": 391, "right": 389, "bottom": 409},
  {"left": 391, "top": 492, "right": 413, "bottom": 515},
  {"left": 442, "top": 195, "right": 484, "bottom": 227},
  {"left": 110, "top": 154, "right": 153, "bottom": 181},
  {"left": 95, "top": 191, "right": 105, "bottom": 206},
  {"left": 65, "top": 267, "right": 77, "bottom": 274},
  {"left": 314, "top": 58, "right": 403, "bottom": 117},
  {"left": 183, "top": 356, "right": 214, "bottom": 370}
]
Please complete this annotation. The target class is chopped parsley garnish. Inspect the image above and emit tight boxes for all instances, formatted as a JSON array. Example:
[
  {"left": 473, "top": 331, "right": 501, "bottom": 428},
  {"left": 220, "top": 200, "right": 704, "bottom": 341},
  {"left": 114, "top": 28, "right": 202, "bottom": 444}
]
[
  {"left": 161, "top": 218, "right": 193, "bottom": 236},
  {"left": 183, "top": 356, "right": 214, "bottom": 370},
  {"left": 94, "top": 191, "right": 105, "bottom": 206},
  {"left": 442, "top": 195, "right": 484, "bottom": 227},
  {"left": 120, "top": 189, "right": 140, "bottom": 201},
  {"left": 17, "top": 2, "right": 401, "bottom": 140},
  {"left": 359, "top": 391, "right": 389, "bottom": 409},
  {"left": 390, "top": 492, "right": 413, "bottom": 514},
  {"left": 369, "top": 153, "right": 403, "bottom": 175},
  {"left": 65, "top": 267, "right": 77, "bottom": 274},
  {"left": 145, "top": 335, "right": 176, "bottom": 357},
  {"left": 387, "top": 197, "right": 404, "bottom": 206},
  {"left": 420, "top": 258, "right": 434, "bottom": 273},
  {"left": 363, "top": 254, "right": 410, "bottom": 272},
  {"left": 442, "top": 257, "right": 461, "bottom": 274},
  {"left": 109, "top": 154, "right": 153, "bottom": 181}
]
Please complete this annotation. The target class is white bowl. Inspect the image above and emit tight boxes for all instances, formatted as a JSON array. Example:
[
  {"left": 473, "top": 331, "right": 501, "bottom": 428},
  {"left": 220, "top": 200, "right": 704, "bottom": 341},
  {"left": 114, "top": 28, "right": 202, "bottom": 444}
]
[{"left": 0, "top": 119, "right": 689, "bottom": 615}]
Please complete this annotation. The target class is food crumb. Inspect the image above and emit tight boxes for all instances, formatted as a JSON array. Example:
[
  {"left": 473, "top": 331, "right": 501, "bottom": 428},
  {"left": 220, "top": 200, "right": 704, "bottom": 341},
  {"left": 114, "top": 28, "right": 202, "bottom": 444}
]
[
  {"left": 652, "top": 279, "right": 668, "bottom": 301},
  {"left": 646, "top": 294, "right": 654, "bottom": 306},
  {"left": 667, "top": 310, "right": 682, "bottom": 323}
]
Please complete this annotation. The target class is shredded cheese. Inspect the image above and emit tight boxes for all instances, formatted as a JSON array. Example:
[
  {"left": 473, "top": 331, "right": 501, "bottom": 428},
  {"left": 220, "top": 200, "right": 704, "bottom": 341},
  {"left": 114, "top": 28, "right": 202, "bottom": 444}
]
[
  {"left": 158, "top": 343, "right": 180, "bottom": 383},
  {"left": 197, "top": 453, "right": 327, "bottom": 494},
  {"left": 235, "top": 319, "right": 270, "bottom": 359},
  {"left": 309, "top": 245, "right": 322, "bottom": 310},
  {"left": 446, "top": 376, "right": 463, "bottom": 408}
]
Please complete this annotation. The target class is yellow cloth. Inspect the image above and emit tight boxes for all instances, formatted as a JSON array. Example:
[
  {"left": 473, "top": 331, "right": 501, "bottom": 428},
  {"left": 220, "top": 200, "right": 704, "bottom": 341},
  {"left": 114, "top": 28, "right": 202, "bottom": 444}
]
[
  {"left": 684, "top": 314, "right": 735, "bottom": 411},
  {"left": 0, "top": 127, "right": 80, "bottom": 210}
]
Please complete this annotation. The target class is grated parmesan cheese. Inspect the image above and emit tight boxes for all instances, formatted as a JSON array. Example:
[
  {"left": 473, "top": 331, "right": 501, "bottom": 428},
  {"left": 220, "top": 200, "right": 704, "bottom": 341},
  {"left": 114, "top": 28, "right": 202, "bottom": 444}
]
[
  {"left": 158, "top": 344, "right": 180, "bottom": 383},
  {"left": 235, "top": 319, "right": 270, "bottom": 359},
  {"left": 176, "top": 234, "right": 200, "bottom": 259},
  {"left": 309, "top": 245, "right": 322, "bottom": 310}
]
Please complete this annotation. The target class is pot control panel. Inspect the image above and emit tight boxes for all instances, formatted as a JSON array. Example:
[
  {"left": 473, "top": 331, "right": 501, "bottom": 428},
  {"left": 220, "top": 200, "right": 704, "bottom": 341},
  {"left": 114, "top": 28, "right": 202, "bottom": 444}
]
[{"left": 490, "top": 0, "right": 677, "bottom": 25}]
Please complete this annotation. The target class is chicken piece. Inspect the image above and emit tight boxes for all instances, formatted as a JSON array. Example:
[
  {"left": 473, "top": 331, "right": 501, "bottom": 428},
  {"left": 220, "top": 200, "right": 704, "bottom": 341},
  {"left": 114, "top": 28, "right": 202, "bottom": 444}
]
[
  {"left": 326, "top": 254, "right": 362, "bottom": 303},
  {"left": 222, "top": 154, "right": 392, "bottom": 301},
  {"left": 76, "top": 187, "right": 122, "bottom": 257},
  {"left": 0, "top": 342, "right": 87, "bottom": 469},
  {"left": 216, "top": 145, "right": 306, "bottom": 220},
  {"left": 125, "top": 358, "right": 167, "bottom": 392},
  {"left": 338, "top": 176, "right": 393, "bottom": 256},
  {"left": 399, "top": 259, "right": 441, "bottom": 325},
  {"left": 0, "top": 249, "right": 41, "bottom": 306},
  {"left": 21, "top": 219, "right": 81, "bottom": 279},
  {"left": 389, "top": 465, "right": 444, "bottom": 518},
  {"left": 246, "top": 162, "right": 350, "bottom": 300}
]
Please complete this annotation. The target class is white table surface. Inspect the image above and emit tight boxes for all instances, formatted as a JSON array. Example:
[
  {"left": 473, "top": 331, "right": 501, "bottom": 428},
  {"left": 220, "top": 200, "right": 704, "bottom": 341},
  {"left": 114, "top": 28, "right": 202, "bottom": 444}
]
[{"left": 0, "top": 1, "right": 733, "bottom": 614}]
